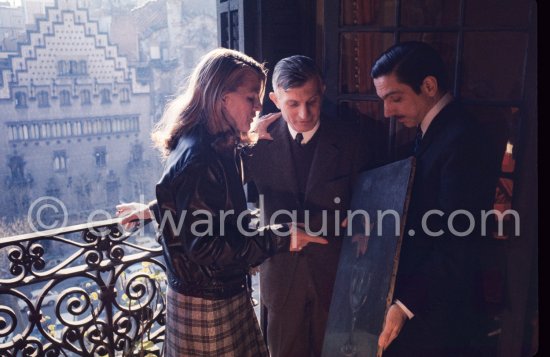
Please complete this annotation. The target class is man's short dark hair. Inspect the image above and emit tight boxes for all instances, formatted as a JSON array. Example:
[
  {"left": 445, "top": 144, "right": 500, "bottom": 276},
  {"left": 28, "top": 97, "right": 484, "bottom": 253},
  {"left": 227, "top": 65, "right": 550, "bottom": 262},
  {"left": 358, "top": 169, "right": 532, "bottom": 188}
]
[
  {"left": 272, "top": 55, "right": 323, "bottom": 91},
  {"left": 371, "top": 41, "right": 449, "bottom": 94}
]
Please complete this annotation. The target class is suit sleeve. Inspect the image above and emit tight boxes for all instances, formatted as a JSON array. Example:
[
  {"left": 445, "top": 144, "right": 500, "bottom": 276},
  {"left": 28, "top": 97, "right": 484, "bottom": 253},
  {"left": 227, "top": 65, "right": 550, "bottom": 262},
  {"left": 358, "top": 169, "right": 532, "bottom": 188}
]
[{"left": 395, "top": 129, "right": 486, "bottom": 316}]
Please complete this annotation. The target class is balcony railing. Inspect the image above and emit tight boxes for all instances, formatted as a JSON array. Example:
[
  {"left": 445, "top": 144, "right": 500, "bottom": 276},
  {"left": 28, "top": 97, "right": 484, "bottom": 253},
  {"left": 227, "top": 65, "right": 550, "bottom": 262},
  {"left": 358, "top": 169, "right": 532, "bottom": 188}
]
[{"left": 0, "top": 218, "right": 166, "bottom": 356}]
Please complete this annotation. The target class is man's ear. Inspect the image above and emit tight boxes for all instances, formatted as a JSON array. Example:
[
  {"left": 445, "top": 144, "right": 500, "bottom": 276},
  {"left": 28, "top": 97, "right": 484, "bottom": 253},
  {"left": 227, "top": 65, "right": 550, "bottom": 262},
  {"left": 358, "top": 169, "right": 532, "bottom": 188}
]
[
  {"left": 422, "top": 76, "right": 439, "bottom": 97},
  {"left": 269, "top": 92, "right": 280, "bottom": 108}
]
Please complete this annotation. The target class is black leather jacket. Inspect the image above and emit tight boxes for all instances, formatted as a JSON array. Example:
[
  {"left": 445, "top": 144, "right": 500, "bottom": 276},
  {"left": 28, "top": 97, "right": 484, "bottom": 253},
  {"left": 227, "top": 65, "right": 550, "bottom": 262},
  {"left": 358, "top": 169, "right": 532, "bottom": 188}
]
[{"left": 153, "top": 125, "right": 289, "bottom": 299}]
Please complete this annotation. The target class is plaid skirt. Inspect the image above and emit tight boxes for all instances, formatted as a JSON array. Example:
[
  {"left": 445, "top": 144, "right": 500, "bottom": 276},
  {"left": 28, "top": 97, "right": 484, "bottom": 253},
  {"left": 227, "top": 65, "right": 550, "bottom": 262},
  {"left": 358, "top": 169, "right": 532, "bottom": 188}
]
[{"left": 165, "top": 286, "right": 269, "bottom": 357}]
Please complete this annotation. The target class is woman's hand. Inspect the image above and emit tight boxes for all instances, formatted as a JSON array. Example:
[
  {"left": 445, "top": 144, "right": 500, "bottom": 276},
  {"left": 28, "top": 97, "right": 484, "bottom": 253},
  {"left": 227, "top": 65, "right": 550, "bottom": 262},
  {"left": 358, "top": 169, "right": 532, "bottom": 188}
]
[
  {"left": 289, "top": 223, "right": 328, "bottom": 251},
  {"left": 250, "top": 112, "right": 282, "bottom": 141},
  {"left": 116, "top": 202, "right": 152, "bottom": 230}
]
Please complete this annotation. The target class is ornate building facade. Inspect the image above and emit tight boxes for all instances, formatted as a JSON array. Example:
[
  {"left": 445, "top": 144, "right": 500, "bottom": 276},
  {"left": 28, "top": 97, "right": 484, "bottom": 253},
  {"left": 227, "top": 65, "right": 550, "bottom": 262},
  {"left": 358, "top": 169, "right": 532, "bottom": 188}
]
[{"left": 0, "top": 0, "right": 160, "bottom": 223}]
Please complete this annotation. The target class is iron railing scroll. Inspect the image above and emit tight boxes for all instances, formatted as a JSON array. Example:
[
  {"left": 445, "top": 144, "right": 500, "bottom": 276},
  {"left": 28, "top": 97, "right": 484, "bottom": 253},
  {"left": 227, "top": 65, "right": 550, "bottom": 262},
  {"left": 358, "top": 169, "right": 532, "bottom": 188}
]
[{"left": 0, "top": 219, "right": 166, "bottom": 356}]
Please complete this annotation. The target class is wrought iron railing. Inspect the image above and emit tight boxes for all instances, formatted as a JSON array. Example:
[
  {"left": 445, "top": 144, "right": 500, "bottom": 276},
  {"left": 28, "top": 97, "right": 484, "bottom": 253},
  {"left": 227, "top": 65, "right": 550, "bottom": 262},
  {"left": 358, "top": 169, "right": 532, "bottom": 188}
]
[{"left": 0, "top": 219, "right": 166, "bottom": 356}]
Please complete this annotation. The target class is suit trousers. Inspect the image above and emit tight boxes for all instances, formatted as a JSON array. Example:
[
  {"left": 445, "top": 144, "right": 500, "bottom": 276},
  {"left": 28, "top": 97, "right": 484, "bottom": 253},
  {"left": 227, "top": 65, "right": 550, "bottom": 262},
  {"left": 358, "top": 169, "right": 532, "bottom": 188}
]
[{"left": 264, "top": 255, "right": 329, "bottom": 357}]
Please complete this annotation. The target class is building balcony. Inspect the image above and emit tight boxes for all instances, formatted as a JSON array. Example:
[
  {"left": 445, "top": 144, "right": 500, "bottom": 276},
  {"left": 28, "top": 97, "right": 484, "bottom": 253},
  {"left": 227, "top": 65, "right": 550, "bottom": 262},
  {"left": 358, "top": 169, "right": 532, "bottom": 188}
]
[{"left": 0, "top": 218, "right": 165, "bottom": 356}]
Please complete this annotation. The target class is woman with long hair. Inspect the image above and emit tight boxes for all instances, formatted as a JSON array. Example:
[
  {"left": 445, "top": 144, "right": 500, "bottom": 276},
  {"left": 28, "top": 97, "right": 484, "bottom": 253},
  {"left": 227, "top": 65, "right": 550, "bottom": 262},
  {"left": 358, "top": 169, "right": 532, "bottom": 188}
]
[{"left": 118, "top": 48, "right": 325, "bottom": 356}]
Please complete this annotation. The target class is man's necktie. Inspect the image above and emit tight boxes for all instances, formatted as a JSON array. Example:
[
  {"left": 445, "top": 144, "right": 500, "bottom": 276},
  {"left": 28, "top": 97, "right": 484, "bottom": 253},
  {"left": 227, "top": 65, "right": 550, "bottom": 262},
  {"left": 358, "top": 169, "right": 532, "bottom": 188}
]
[
  {"left": 413, "top": 127, "right": 423, "bottom": 154},
  {"left": 295, "top": 132, "right": 304, "bottom": 145}
]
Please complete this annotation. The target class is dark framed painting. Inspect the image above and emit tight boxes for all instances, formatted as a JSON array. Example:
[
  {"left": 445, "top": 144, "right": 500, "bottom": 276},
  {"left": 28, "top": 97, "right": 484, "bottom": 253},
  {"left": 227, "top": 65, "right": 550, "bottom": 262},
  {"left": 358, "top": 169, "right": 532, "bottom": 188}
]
[{"left": 322, "top": 157, "right": 415, "bottom": 357}]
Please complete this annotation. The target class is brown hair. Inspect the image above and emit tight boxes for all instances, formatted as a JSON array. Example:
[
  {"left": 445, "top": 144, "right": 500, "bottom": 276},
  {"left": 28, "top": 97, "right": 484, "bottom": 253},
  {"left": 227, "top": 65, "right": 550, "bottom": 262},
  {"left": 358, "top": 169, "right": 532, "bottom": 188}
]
[{"left": 152, "top": 48, "right": 267, "bottom": 158}]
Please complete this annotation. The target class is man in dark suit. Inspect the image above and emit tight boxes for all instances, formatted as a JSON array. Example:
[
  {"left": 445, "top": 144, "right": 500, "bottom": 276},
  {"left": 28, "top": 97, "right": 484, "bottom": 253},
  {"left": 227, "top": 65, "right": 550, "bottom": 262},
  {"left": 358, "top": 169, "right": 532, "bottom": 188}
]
[
  {"left": 244, "top": 55, "right": 370, "bottom": 357},
  {"left": 371, "top": 42, "right": 497, "bottom": 356}
]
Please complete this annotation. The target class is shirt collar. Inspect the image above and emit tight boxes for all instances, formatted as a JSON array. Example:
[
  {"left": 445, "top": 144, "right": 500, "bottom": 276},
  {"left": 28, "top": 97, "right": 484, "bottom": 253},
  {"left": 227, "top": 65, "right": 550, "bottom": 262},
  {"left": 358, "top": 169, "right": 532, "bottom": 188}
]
[
  {"left": 287, "top": 120, "right": 320, "bottom": 144},
  {"left": 420, "top": 93, "right": 453, "bottom": 136}
]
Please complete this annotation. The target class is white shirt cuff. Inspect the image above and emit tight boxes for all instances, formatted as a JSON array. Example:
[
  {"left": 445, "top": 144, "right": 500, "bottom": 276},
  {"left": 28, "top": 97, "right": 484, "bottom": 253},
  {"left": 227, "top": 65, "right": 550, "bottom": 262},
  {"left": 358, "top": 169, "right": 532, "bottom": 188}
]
[
  {"left": 394, "top": 299, "right": 414, "bottom": 319},
  {"left": 290, "top": 227, "right": 298, "bottom": 250}
]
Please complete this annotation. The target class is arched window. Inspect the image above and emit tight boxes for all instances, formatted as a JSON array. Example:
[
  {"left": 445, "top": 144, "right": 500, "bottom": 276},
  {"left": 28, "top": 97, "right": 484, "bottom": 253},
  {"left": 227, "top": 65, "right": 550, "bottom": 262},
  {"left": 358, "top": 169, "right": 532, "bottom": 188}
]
[
  {"left": 79, "top": 60, "right": 88, "bottom": 75},
  {"left": 60, "top": 90, "right": 71, "bottom": 106},
  {"left": 53, "top": 122, "right": 61, "bottom": 137},
  {"left": 9, "top": 126, "right": 17, "bottom": 140},
  {"left": 69, "top": 60, "right": 78, "bottom": 75},
  {"left": 94, "top": 147, "right": 107, "bottom": 168},
  {"left": 32, "top": 124, "right": 40, "bottom": 139},
  {"left": 37, "top": 91, "right": 49, "bottom": 107},
  {"left": 53, "top": 151, "right": 67, "bottom": 172},
  {"left": 8, "top": 155, "right": 26, "bottom": 182},
  {"left": 120, "top": 88, "right": 130, "bottom": 103},
  {"left": 57, "top": 60, "right": 67, "bottom": 75},
  {"left": 103, "top": 119, "right": 112, "bottom": 133},
  {"left": 22, "top": 125, "right": 29, "bottom": 140},
  {"left": 83, "top": 121, "right": 91, "bottom": 135},
  {"left": 80, "top": 89, "right": 91, "bottom": 105},
  {"left": 15, "top": 92, "right": 27, "bottom": 108},
  {"left": 41, "top": 123, "right": 49, "bottom": 138},
  {"left": 74, "top": 121, "right": 82, "bottom": 135},
  {"left": 100, "top": 89, "right": 111, "bottom": 104}
]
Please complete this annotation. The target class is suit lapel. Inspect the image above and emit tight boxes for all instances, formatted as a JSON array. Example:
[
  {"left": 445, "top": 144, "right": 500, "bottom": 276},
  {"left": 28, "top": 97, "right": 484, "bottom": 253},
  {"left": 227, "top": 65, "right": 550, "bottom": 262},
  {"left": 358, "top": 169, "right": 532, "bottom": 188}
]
[
  {"left": 305, "top": 122, "right": 339, "bottom": 199},
  {"left": 267, "top": 119, "right": 301, "bottom": 197},
  {"left": 415, "top": 102, "right": 453, "bottom": 157}
]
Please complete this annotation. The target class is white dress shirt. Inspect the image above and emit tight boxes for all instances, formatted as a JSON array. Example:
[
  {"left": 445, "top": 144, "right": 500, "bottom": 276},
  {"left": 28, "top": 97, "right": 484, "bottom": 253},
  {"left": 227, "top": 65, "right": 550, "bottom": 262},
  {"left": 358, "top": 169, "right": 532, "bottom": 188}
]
[{"left": 287, "top": 120, "right": 320, "bottom": 144}]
